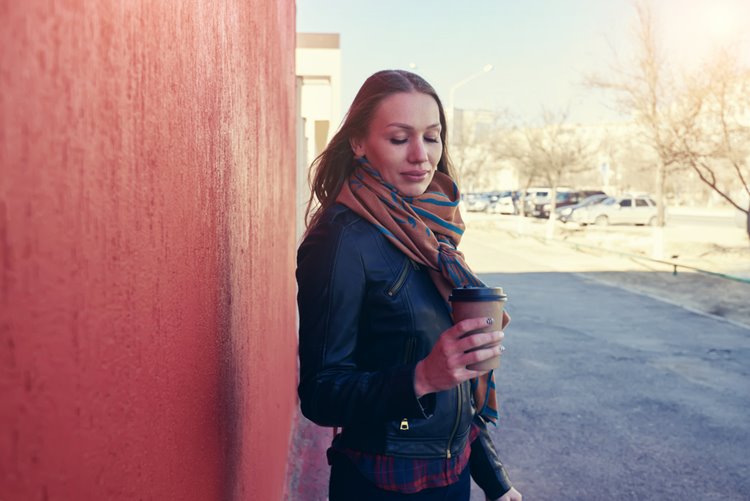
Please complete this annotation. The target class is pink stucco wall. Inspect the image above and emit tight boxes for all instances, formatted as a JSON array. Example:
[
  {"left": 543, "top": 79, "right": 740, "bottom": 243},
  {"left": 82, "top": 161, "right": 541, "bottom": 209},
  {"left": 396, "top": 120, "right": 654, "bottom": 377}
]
[{"left": 0, "top": 1, "right": 297, "bottom": 500}]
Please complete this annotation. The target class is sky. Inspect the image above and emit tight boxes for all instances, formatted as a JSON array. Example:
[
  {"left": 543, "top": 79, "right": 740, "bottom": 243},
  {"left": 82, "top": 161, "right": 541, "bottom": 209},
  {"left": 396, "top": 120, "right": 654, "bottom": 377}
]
[{"left": 296, "top": 0, "right": 750, "bottom": 125}]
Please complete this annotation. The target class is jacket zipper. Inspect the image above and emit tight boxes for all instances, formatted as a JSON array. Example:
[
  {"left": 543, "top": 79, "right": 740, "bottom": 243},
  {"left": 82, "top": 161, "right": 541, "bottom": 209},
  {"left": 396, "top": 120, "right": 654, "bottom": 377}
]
[
  {"left": 386, "top": 258, "right": 415, "bottom": 297},
  {"left": 446, "top": 383, "right": 463, "bottom": 458}
]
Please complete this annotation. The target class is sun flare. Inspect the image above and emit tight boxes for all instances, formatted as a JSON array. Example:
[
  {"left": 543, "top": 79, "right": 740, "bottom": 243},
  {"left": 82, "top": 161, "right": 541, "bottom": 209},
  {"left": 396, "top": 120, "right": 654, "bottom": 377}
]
[
  {"left": 659, "top": 0, "right": 749, "bottom": 67},
  {"left": 704, "top": 2, "right": 742, "bottom": 41}
]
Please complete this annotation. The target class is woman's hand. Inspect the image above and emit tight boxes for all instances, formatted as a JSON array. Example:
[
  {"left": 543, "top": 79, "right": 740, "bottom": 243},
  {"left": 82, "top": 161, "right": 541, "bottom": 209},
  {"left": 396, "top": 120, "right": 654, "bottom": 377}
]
[
  {"left": 413, "top": 316, "right": 504, "bottom": 398},
  {"left": 488, "top": 487, "right": 522, "bottom": 501}
]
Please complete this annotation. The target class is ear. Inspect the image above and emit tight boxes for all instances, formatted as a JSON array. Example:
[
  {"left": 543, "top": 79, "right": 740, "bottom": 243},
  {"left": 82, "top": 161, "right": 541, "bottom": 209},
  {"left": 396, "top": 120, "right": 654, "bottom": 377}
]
[{"left": 349, "top": 137, "right": 365, "bottom": 157}]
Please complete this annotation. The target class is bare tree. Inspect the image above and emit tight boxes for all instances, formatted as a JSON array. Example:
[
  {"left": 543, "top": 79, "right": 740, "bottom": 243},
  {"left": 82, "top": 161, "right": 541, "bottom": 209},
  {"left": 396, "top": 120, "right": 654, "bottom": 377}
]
[
  {"left": 494, "top": 126, "right": 541, "bottom": 218},
  {"left": 451, "top": 109, "right": 501, "bottom": 192},
  {"left": 679, "top": 51, "right": 750, "bottom": 239},
  {"left": 496, "top": 111, "right": 592, "bottom": 235},
  {"left": 529, "top": 110, "right": 594, "bottom": 219},
  {"left": 586, "top": 1, "right": 684, "bottom": 227}
]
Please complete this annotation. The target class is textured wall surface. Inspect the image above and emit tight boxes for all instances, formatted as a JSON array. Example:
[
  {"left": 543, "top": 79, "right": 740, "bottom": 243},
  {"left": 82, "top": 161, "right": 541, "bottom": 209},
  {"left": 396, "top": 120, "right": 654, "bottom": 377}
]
[{"left": 0, "top": 1, "right": 297, "bottom": 500}]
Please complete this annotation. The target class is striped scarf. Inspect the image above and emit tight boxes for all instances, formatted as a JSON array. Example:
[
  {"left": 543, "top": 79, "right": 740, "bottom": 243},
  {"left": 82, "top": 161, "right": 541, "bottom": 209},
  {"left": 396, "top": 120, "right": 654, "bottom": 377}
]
[{"left": 336, "top": 157, "right": 498, "bottom": 422}]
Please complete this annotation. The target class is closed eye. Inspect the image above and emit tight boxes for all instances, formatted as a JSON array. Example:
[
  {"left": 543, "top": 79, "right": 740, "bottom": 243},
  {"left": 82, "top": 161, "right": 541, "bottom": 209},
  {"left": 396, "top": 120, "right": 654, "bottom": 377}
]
[{"left": 390, "top": 136, "right": 440, "bottom": 145}]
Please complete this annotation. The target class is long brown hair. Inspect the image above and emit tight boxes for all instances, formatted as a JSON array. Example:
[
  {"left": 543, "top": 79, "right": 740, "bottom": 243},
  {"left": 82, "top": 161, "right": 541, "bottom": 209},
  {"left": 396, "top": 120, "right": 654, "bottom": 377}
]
[{"left": 304, "top": 70, "right": 456, "bottom": 231}]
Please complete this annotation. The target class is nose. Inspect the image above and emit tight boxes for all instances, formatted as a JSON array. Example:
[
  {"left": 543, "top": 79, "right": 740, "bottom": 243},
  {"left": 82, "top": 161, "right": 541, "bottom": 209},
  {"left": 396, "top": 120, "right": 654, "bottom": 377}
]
[{"left": 408, "top": 139, "right": 429, "bottom": 164}]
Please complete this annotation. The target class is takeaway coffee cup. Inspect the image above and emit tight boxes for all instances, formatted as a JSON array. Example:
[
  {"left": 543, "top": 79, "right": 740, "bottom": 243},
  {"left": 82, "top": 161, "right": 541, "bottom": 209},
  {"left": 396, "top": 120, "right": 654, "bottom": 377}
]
[{"left": 449, "top": 286, "right": 508, "bottom": 371}]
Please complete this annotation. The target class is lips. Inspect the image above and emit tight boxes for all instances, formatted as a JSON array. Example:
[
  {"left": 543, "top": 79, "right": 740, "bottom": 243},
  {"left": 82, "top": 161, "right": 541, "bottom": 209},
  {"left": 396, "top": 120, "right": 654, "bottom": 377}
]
[{"left": 401, "top": 170, "right": 430, "bottom": 181}]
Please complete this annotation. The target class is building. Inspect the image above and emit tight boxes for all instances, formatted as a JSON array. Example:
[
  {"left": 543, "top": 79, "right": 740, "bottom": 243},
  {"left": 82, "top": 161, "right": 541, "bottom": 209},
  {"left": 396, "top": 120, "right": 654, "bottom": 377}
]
[{"left": 295, "top": 32, "right": 342, "bottom": 240}]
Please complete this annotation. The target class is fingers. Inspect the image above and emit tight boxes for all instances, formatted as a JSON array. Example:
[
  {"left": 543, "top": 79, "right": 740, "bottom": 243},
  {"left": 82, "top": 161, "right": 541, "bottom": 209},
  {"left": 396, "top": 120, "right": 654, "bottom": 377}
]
[
  {"left": 452, "top": 313, "right": 510, "bottom": 338},
  {"left": 458, "top": 342, "right": 505, "bottom": 370},
  {"left": 455, "top": 330, "right": 504, "bottom": 353},
  {"left": 455, "top": 330, "right": 506, "bottom": 375},
  {"left": 423, "top": 317, "right": 510, "bottom": 393},
  {"left": 451, "top": 316, "right": 495, "bottom": 338}
]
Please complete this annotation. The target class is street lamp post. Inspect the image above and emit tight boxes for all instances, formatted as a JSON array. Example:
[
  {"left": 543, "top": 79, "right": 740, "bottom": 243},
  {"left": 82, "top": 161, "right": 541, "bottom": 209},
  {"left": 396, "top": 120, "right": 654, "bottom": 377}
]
[{"left": 447, "top": 64, "right": 493, "bottom": 144}]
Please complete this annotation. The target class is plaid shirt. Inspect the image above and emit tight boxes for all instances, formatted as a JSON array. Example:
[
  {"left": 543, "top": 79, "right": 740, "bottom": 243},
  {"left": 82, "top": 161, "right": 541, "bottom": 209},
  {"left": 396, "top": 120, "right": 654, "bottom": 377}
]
[{"left": 336, "top": 423, "right": 481, "bottom": 494}]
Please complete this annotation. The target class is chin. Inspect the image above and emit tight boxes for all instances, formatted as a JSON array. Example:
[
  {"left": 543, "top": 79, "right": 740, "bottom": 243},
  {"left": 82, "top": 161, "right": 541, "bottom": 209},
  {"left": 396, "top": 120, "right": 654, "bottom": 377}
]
[{"left": 399, "top": 184, "right": 429, "bottom": 198}]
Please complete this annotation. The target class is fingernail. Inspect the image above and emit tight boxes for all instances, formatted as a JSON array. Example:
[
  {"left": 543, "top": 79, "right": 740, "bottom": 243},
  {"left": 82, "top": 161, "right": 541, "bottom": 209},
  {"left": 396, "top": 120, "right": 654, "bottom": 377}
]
[{"left": 486, "top": 317, "right": 494, "bottom": 325}]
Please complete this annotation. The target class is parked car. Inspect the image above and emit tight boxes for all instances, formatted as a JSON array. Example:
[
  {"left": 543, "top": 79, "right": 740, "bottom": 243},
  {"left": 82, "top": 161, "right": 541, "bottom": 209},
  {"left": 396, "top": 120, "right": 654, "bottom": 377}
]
[
  {"left": 464, "top": 193, "right": 492, "bottom": 212},
  {"left": 536, "top": 189, "right": 607, "bottom": 219},
  {"left": 487, "top": 191, "right": 511, "bottom": 205},
  {"left": 465, "top": 191, "right": 512, "bottom": 212},
  {"left": 521, "top": 188, "right": 552, "bottom": 216},
  {"left": 556, "top": 193, "right": 609, "bottom": 223},
  {"left": 488, "top": 194, "right": 518, "bottom": 215},
  {"left": 569, "top": 195, "right": 660, "bottom": 226},
  {"left": 526, "top": 188, "right": 585, "bottom": 218}
]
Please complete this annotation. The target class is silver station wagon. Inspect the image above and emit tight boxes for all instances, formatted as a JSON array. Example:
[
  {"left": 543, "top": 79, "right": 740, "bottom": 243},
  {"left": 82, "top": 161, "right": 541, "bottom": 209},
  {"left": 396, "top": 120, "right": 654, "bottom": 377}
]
[{"left": 570, "top": 195, "right": 659, "bottom": 226}]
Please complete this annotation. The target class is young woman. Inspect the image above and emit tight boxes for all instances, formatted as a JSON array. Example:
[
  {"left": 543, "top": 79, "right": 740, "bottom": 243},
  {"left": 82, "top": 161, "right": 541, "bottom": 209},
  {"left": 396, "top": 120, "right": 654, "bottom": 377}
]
[{"left": 297, "top": 70, "right": 522, "bottom": 501}]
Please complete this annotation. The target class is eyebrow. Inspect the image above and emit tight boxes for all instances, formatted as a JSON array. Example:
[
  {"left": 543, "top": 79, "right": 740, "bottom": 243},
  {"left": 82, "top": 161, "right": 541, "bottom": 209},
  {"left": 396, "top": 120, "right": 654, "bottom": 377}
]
[{"left": 386, "top": 122, "right": 442, "bottom": 130}]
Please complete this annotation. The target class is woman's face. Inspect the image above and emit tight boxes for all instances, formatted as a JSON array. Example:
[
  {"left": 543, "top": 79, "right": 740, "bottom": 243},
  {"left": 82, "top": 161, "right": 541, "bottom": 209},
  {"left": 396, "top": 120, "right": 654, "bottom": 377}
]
[{"left": 351, "top": 91, "right": 443, "bottom": 197}]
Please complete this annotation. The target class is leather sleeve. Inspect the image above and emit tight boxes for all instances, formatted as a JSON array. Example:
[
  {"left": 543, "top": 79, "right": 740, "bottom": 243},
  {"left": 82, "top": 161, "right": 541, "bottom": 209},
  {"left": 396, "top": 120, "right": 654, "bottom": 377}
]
[
  {"left": 296, "top": 217, "right": 429, "bottom": 427},
  {"left": 469, "top": 416, "right": 514, "bottom": 499}
]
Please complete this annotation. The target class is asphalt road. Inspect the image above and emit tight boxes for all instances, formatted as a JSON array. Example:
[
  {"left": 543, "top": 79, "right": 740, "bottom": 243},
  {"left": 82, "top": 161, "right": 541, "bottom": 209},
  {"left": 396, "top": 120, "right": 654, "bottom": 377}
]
[{"left": 464, "top": 234, "right": 750, "bottom": 500}]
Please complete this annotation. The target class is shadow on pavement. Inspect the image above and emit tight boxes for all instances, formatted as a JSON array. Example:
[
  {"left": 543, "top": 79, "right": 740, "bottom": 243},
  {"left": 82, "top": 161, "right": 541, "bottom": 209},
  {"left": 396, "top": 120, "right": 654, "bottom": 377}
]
[{"left": 286, "top": 269, "right": 750, "bottom": 500}]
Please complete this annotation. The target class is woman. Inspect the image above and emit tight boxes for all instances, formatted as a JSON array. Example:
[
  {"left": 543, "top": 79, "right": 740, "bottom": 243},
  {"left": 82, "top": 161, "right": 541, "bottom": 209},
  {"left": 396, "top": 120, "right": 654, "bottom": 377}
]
[{"left": 297, "top": 70, "right": 522, "bottom": 501}]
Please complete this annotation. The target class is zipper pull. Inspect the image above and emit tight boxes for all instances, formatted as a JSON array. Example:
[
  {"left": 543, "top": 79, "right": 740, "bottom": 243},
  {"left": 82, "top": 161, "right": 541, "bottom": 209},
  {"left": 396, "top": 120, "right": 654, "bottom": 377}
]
[
  {"left": 446, "top": 449, "right": 452, "bottom": 459},
  {"left": 400, "top": 418, "right": 409, "bottom": 431}
]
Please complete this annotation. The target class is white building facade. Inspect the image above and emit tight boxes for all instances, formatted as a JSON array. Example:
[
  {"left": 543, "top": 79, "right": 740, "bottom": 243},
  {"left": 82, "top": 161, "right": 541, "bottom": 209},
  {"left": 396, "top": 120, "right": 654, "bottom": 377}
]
[{"left": 295, "top": 33, "right": 342, "bottom": 240}]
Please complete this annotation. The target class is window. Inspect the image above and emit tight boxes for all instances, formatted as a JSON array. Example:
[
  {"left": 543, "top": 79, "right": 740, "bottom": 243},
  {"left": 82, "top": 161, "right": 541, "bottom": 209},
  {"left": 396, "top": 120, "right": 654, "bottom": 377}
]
[
  {"left": 635, "top": 199, "right": 648, "bottom": 207},
  {"left": 620, "top": 199, "right": 632, "bottom": 207},
  {"left": 314, "top": 120, "right": 330, "bottom": 157}
]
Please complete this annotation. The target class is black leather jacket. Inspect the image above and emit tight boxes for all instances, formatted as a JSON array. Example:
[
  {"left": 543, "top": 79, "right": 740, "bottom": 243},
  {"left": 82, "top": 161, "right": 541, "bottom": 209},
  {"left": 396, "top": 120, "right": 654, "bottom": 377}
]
[{"left": 297, "top": 204, "right": 513, "bottom": 498}]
